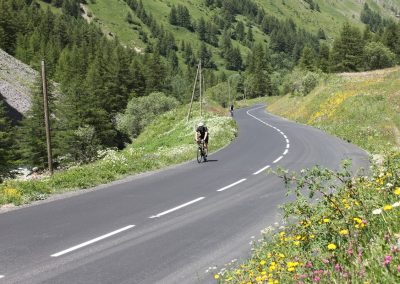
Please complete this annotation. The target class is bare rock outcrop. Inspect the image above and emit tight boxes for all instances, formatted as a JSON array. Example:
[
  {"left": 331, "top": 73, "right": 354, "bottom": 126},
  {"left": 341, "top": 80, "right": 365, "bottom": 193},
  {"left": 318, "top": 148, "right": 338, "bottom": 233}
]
[{"left": 0, "top": 48, "right": 35, "bottom": 114}]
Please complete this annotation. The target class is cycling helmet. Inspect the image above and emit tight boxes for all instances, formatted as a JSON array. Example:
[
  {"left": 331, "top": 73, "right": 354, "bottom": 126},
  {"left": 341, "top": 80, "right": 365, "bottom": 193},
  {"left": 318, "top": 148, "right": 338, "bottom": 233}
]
[{"left": 198, "top": 121, "right": 204, "bottom": 127}]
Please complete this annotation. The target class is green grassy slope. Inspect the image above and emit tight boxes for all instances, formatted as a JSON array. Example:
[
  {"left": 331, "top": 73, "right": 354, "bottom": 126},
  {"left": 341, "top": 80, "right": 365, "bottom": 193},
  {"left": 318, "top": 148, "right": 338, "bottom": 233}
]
[
  {"left": 83, "top": 0, "right": 400, "bottom": 49},
  {"left": 267, "top": 67, "right": 400, "bottom": 154}
]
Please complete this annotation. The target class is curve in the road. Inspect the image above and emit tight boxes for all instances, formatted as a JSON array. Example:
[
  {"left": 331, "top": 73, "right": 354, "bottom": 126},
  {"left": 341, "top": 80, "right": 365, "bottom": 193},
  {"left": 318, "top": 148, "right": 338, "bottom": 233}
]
[{"left": 0, "top": 105, "right": 369, "bottom": 284}]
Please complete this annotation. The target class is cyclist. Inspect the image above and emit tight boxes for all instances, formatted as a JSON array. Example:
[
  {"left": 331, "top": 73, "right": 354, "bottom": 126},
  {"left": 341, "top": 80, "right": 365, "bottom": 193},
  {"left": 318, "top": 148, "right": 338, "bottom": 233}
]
[
  {"left": 195, "top": 121, "right": 209, "bottom": 161},
  {"left": 230, "top": 104, "right": 234, "bottom": 116}
]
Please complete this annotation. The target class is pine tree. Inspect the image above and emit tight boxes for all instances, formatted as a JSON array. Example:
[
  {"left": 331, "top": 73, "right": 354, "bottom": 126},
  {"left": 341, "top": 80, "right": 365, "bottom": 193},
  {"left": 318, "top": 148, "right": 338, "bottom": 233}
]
[
  {"left": 18, "top": 76, "right": 56, "bottom": 169},
  {"left": 0, "top": 100, "right": 14, "bottom": 181},
  {"left": 198, "top": 42, "right": 214, "bottom": 69},
  {"left": 225, "top": 47, "right": 243, "bottom": 71},
  {"left": 382, "top": 23, "right": 400, "bottom": 59},
  {"left": 299, "top": 45, "right": 316, "bottom": 71},
  {"left": 0, "top": 0, "right": 17, "bottom": 54},
  {"left": 330, "top": 23, "right": 365, "bottom": 72},
  {"left": 197, "top": 17, "right": 207, "bottom": 41},
  {"left": 236, "top": 21, "right": 245, "bottom": 42},
  {"left": 169, "top": 5, "right": 177, "bottom": 25},
  {"left": 245, "top": 43, "right": 271, "bottom": 97},
  {"left": 318, "top": 42, "right": 330, "bottom": 73}
]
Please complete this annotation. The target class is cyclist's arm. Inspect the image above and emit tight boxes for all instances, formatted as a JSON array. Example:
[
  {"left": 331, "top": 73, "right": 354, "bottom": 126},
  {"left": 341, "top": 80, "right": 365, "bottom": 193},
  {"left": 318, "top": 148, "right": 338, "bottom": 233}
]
[{"left": 204, "top": 131, "right": 208, "bottom": 141}]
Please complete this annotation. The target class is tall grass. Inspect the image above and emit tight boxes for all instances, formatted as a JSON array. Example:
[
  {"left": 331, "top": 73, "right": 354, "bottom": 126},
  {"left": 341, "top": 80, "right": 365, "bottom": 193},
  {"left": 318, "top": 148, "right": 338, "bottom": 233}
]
[{"left": 268, "top": 67, "right": 400, "bottom": 154}]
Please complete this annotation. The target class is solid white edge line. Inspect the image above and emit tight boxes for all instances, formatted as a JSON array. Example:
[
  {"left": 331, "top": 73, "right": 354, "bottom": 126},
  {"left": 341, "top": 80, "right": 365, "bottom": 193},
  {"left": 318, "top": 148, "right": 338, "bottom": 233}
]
[
  {"left": 283, "top": 149, "right": 288, "bottom": 155},
  {"left": 149, "top": 197, "right": 205, "bottom": 218},
  {"left": 253, "top": 165, "right": 270, "bottom": 175},
  {"left": 217, "top": 179, "right": 247, "bottom": 192},
  {"left": 273, "top": 156, "right": 283, "bottom": 164},
  {"left": 51, "top": 225, "right": 135, "bottom": 257}
]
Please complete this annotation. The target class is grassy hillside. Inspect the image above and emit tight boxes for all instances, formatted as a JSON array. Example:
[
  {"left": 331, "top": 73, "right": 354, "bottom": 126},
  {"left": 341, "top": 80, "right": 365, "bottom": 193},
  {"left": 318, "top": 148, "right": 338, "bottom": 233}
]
[
  {"left": 0, "top": 102, "right": 236, "bottom": 207},
  {"left": 267, "top": 67, "right": 400, "bottom": 154},
  {"left": 83, "top": 0, "right": 400, "bottom": 49}
]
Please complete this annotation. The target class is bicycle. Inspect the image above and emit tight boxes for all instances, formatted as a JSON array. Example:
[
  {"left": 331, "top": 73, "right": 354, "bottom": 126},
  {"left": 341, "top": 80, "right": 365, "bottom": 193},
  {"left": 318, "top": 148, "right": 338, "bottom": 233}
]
[{"left": 197, "top": 140, "right": 207, "bottom": 163}]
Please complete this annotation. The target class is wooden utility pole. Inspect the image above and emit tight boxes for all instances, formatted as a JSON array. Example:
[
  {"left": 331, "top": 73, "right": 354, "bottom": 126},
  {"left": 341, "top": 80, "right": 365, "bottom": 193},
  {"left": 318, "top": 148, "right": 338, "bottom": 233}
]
[
  {"left": 199, "top": 60, "right": 202, "bottom": 117},
  {"left": 228, "top": 77, "right": 231, "bottom": 108},
  {"left": 41, "top": 60, "right": 53, "bottom": 175},
  {"left": 187, "top": 62, "right": 200, "bottom": 122}
]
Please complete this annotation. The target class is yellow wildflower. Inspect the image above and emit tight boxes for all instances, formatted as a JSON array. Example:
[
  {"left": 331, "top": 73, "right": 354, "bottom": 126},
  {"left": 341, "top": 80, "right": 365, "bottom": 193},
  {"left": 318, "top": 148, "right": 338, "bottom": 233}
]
[
  {"left": 339, "top": 229, "right": 349, "bottom": 235},
  {"left": 278, "top": 253, "right": 285, "bottom": 258},
  {"left": 384, "top": 205, "right": 392, "bottom": 211},
  {"left": 256, "top": 276, "right": 262, "bottom": 282},
  {"left": 323, "top": 218, "right": 330, "bottom": 223},
  {"left": 394, "top": 188, "right": 400, "bottom": 195},
  {"left": 214, "top": 274, "right": 219, "bottom": 279},
  {"left": 287, "top": 267, "right": 295, "bottom": 272},
  {"left": 294, "top": 241, "right": 300, "bottom": 246},
  {"left": 260, "top": 260, "right": 266, "bottom": 266},
  {"left": 310, "top": 234, "right": 315, "bottom": 239},
  {"left": 328, "top": 243, "right": 337, "bottom": 250},
  {"left": 353, "top": 217, "right": 362, "bottom": 224}
]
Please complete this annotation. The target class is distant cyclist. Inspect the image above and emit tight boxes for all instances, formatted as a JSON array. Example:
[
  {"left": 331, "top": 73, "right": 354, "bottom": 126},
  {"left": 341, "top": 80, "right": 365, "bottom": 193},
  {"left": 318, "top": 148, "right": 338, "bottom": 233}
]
[
  {"left": 230, "top": 104, "right": 234, "bottom": 116},
  {"left": 195, "top": 122, "right": 209, "bottom": 161}
]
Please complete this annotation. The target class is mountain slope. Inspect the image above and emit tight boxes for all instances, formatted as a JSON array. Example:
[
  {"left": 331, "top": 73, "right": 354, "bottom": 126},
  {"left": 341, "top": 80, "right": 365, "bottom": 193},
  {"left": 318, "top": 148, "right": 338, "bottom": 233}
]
[
  {"left": 0, "top": 48, "right": 34, "bottom": 117},
  {"left": 267, "top": 66, "right": 400, "bottom": 154},
  {"left": 83, "top": 0, "right": 400, "bottom": 49}
]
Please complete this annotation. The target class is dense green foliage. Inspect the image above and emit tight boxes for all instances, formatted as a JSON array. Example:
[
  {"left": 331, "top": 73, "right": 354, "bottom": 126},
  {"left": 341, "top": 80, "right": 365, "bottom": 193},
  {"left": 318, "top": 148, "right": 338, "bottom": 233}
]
[{"left": 0, "top": 100, "right": 14, "bottom": 181}]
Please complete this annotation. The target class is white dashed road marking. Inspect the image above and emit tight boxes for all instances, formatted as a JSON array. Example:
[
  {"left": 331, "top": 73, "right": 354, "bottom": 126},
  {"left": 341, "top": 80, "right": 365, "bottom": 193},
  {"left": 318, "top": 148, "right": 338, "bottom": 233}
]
[
  {"left": 51, "top": 225, "right": 135, "bottom": 257},
  {"left": 273, "top": 156, "right": 283, "bottom": 164},
  {"left": 149, "top": 197, "right": 205, "bottom": 219},
  {"left": 246, "top": 106, "right": 290, "bottom": 169},
  {"left": 253, "top": 165, "right": 271, "bottom": 175},
  {"left": 217, "top": 179, "right": 247, "bottom": 192}
]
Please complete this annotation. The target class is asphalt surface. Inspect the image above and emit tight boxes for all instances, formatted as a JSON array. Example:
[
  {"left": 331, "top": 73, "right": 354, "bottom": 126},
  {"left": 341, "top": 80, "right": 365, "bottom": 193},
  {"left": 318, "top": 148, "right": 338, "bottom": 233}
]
[{"left": 0, "top": 105, "right": 369, "bottom": 284}]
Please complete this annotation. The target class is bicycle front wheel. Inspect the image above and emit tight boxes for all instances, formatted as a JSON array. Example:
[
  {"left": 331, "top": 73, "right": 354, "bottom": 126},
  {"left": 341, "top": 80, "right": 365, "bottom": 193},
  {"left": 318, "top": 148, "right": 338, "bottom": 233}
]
[{"left": 197, "top": 147, "right": 202, "bottom": 163}]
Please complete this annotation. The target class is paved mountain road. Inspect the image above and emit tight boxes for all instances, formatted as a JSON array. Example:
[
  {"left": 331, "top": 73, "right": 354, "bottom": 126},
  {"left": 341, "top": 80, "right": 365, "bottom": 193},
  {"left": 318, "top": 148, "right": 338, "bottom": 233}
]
[{"left": 0, "top": 105, "right": 368, "bottom": 283}]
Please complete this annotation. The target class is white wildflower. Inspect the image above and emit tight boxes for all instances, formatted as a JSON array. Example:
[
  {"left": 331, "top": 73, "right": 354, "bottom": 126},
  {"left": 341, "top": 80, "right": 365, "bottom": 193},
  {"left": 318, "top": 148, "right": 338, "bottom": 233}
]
[{"left": 372, "top": 208, "right": 383, "bottom": 215}]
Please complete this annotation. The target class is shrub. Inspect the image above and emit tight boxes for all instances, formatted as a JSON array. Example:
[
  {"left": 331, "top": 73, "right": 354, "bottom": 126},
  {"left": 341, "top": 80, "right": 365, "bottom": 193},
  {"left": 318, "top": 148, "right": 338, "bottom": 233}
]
[
  {"left": 116, "top": 92, "right": 179, "bottom": 138},
  {"left": 283, "top": 69, "right": 320, "bottom": 96},
  {"left": 364, "top": 41, "right": 396, "bottom": 70}
]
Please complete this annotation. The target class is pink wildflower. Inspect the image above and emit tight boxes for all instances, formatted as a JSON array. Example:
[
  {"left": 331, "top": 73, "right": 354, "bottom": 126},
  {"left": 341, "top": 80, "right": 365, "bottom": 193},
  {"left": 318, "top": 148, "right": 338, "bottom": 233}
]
[
  {"left": 306, "top": 261, "right": 313, "bottom": 268},
  {"left": 384, "top": 255, "right": 392, "bottom": 266},
  {"left": 397, "top": 265, "right": 400, "bottom": 272},
  {"left": 343, "top": 272, "right": 348, "bottom": 278},
  {"left": 335, "top": 264, "right": 341, "bottom": 272},
  {"left": 358, "top": 247, "right": 363, "bottom": 258},
  {"left": 322, "top": 259, "right": 329, "bottom": 264},
  {"left": 313, "top": 276, "right": 320, "bottom": 282}
]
